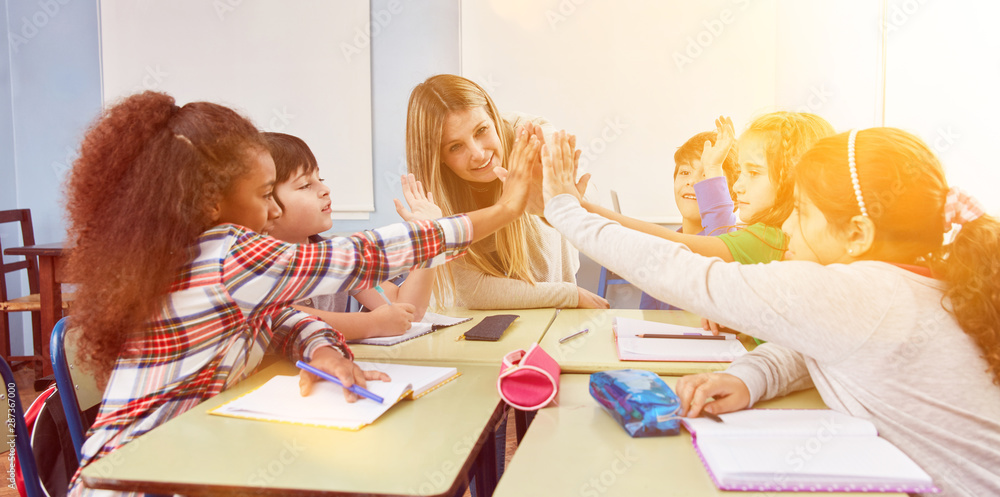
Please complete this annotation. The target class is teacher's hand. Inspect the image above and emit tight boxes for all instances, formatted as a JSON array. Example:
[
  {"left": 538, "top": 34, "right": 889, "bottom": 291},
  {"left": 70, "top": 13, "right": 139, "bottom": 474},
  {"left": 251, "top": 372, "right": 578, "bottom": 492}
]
[{"left": 494, "top": 127, "right": 540, "bottom": 217}]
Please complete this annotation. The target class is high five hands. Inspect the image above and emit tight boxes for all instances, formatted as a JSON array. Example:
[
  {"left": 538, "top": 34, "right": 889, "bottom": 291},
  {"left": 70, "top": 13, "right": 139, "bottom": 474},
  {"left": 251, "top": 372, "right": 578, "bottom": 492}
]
[{"left": 494, "top": 122, "right": 590, "bottom": 215}]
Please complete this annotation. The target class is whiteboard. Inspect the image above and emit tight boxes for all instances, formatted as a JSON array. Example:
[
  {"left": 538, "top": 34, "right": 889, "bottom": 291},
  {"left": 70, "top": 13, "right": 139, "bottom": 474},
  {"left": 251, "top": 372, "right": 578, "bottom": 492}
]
[
  {"left": 99, "top": 0, "right": 374, "bottom": 218},
  {"left": 462, "top": 0, "right": 881, "bottom": 223}
]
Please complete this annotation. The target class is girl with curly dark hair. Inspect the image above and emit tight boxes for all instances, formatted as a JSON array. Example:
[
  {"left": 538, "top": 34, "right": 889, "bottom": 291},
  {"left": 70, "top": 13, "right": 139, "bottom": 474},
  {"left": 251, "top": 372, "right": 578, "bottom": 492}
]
[{"left": 64, "top": 91, "right": 536, "bottom": 496}]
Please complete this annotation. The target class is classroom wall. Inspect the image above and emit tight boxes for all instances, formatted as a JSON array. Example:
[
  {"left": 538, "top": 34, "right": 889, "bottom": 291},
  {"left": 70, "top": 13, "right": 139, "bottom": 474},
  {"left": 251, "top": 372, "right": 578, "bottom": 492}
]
[
  {"left": 1, "top": 0, "right": 102, "bottom": 354},
  {"left": 333, "top": 0, "right": 462, "bottom": 234}
]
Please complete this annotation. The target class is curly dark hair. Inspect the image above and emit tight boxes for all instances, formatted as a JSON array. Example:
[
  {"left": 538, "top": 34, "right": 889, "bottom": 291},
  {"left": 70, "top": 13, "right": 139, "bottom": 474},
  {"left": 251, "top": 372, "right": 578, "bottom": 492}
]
[{"left": 65, "top": 91, "right": 265, "bottom": 379}]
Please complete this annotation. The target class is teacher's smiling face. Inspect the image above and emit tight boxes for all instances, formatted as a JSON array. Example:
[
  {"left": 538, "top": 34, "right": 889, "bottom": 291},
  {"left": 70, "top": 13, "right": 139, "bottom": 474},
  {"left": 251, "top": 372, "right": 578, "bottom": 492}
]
[{"left": 440, "top": 106, "right": 503, "bottom": 184}]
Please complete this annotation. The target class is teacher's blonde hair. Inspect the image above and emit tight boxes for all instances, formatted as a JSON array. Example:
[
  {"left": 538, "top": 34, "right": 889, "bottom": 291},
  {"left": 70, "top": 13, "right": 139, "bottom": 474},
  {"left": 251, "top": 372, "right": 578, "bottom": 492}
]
[{"left": 406, "top": 74, "right": 539, "bottom": 303}]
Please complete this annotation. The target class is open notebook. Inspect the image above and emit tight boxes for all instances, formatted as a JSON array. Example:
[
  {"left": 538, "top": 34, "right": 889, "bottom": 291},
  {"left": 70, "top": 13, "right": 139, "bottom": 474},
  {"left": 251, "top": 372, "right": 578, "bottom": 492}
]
[
  {"left": 613, "top": 317, "right": 747, "bottom": 362},
  {"left": 681, "top": 410, "right": 938, "bottom": 493},
  {"left": 349, "top": 312, "right": 472, "bottom": 346},
  {"left": 209, "top": 362, "right": 460, "bottom": 430}
]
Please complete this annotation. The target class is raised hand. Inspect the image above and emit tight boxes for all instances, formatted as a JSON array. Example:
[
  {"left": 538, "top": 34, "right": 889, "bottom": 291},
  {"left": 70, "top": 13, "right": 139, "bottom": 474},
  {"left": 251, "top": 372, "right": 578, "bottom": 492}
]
[
  {"left": 394, "top": 174, "right": 443, "bottom": 222},
  {"left": 541, "top": 130, "right": 585, "bottom": 204},
  {"left": 700, "top": 116, "right": 735, "bottom": 179},
  {"left": 494, "top": 127, "right": 541, "bottom": 216}
]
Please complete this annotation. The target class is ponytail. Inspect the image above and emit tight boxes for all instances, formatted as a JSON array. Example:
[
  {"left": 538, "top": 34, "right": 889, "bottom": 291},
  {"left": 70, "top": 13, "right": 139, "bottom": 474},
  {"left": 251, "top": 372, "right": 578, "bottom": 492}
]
[{"left": 935, "top": 215, "right": 1000, "bottom": 385}]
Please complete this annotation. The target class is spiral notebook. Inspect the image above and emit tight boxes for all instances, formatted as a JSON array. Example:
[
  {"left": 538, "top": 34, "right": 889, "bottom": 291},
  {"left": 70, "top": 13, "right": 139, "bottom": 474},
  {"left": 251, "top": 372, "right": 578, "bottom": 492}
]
[
  {"left": 350, "top": 312, "right": 473, "bottom": 346},
  {"left": 681, "top": 409, "right": 938, "bottom": 493},
  {"left": 209, "top": 362, "right": 460, "bottom": 430}
]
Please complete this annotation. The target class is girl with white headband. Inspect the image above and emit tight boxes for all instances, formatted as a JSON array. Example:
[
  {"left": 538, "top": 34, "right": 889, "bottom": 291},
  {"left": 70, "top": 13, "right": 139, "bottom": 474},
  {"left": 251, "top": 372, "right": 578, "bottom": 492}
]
[{"left": 540, "top": 128, "right": 1000, "bottom": 496}]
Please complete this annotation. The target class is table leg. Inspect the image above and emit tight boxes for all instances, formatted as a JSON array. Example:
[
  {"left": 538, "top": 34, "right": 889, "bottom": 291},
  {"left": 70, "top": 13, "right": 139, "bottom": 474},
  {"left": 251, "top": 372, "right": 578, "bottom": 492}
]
[
  {"left": 36, "top": 256, "right": 60, "bottom": 378},
  {"left": 472, "top": 425, "right": 497, "bottom": 497}
]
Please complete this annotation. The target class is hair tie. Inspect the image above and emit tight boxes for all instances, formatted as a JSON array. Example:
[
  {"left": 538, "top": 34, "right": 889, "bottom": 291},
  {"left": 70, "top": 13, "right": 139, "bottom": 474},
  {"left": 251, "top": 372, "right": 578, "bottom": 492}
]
[
  {"left": 943, "top": 187, "right": 985, "bottom": 228},
  {"left": 847, "top": 129, "right": 868, "bottom": 217}
]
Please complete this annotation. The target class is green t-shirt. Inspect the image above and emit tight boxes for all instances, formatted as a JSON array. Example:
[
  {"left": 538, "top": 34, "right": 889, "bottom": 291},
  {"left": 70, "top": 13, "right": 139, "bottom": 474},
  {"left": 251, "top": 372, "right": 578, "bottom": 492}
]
[{"left": 718, "top": 222, "right": 788, "bottom": 264}]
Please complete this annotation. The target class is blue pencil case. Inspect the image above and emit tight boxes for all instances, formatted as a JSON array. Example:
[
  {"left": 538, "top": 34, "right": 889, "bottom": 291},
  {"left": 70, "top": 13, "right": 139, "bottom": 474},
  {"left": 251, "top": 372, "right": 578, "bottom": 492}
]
[{"left": 589, "top": 369, "right": 681, "bottom": 437}]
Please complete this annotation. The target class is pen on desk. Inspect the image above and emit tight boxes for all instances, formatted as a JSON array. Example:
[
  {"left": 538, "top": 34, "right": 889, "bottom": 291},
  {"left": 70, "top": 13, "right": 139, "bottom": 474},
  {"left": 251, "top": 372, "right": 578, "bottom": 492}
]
[
  {"left": 295, "top": 360, "right": 384, "bottom": 404},
  {"left": 374, "top": 284, "right": 393, "bottom": 306},
  {"left": 559, "top": 328, "right": 590, "bottom": 343},
  {"left": 701, "top": 410, "right": 725, "bottom": 423},
  {"left": 637, "top": 333, "right": 726, "bottom": 340}
]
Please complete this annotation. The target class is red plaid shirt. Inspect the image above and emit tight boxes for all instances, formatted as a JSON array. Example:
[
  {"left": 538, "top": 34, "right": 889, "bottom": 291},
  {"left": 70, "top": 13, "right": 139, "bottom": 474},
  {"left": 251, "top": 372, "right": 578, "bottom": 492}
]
[{"left": 71, "top": 216, "right": 471, "bottom": 496}]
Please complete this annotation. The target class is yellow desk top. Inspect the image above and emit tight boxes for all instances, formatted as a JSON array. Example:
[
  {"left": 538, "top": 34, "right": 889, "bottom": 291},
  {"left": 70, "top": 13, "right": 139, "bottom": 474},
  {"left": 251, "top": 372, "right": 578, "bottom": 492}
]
[
  {"left": 539, "top": 309, "right": 755, "bottom": 376},
  {"left": 81, "top": 361, "right": 504, "bottom": 497},
  {"left": 494, "top": 374, "right": 905, "bottom": 497},
  {"left": 350, "top": 307, "right": 558, "bottom": 365}
]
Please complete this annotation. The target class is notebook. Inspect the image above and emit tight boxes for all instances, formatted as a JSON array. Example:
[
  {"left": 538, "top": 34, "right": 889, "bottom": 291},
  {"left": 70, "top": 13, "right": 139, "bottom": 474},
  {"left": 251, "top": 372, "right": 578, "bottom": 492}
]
[
  {"left": 350, "top": 312, "right": 472, "bottom": 346},
  {"left": 681, "top": 409, "right": 938, "bottom": 493},
  {"left": 612, "top": 317, "right": 747, "bottom": 362},
  {"left": 209, "top": 362, "right": 460, "bottom": 430}
]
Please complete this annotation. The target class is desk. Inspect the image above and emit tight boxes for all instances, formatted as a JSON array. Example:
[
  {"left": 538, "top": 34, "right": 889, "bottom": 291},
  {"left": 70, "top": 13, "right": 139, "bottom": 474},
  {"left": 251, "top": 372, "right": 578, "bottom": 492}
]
[
  {"left": 81, "top": 360, "right": 505, "bottom": 497},
  {"left": 350, "top": 308, "right": 558, "bottom": 365},
  {"left": 3, "top": 242, "right": 67, "bottom": 377},
  {"left": 494, "top": 375, "right": 905, "bottom": 497},
  {"left": 539, "top": 309, "right": 756, "bottom": 376}
]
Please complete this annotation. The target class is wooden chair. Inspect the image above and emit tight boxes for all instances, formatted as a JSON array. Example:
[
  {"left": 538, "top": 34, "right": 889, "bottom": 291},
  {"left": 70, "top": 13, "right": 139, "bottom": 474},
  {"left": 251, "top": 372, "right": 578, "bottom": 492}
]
[{"left": 0, "top": 209, "right": 71, "bottom": 378}]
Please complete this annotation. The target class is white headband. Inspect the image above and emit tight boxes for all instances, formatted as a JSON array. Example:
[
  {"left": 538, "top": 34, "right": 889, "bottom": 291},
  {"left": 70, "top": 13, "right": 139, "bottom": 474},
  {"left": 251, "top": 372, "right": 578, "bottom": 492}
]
[{"left": 848, "top": 129, "right": 868, "bottom": 217}]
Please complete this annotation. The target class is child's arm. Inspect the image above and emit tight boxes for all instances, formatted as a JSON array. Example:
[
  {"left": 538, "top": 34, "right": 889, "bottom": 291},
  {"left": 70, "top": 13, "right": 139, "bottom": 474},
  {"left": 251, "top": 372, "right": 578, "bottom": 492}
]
[
  {"left": 291, "top": 303, "right": 415, "bottom": 339},
  {"left": 695, "top": 116, "right": 738, "bottom": 234},
  {"left": 353, "top": 270, "right": 436, "bottom": 320},
  {"left": 578, "top": 199, "right": 735, "bottom": 261},
  {"left": 677, "top": 343, "right": 814, "bottom": 417},
  {"left": 541, "top": 133, "right": 888, "bottom": 360}
]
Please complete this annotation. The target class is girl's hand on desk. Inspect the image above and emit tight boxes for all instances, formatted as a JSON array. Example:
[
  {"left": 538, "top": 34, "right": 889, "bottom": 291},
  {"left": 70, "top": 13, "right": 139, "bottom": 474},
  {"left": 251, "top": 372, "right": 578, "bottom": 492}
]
[
  {"left": 299, "top": 346, "right": 391, "bottom": 402},
  {"left": 368, "top": 303, "right": 416, "bottom": 337},
  {"left": 576, "top": 287, "right": 610, "bottom": 309},
  {"left": 676, "top": 372, "right": 750, "bottom": 419}
]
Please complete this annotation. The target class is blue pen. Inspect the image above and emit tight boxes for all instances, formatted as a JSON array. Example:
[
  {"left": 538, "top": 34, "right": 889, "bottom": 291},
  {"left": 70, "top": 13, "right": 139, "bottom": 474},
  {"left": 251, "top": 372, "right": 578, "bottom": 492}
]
[
  {"left": 295, "top": 360, "right": 384, "bottom": 404},
  {"left": 374, "top": 284, "right": 393, "bottom": 306}
]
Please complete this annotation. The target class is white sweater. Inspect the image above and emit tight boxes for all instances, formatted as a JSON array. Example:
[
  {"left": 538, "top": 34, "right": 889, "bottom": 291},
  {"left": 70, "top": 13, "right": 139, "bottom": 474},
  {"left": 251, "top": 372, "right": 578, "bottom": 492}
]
[{"left": 545, "top": 194, "right": 1000, "bottom": 497}]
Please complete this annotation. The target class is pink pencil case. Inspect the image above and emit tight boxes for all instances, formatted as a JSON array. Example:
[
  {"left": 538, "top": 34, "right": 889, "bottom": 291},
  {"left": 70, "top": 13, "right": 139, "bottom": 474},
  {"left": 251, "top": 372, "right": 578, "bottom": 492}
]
[{"left": 497, "top": 343, "right": 561, "bottom": 411}]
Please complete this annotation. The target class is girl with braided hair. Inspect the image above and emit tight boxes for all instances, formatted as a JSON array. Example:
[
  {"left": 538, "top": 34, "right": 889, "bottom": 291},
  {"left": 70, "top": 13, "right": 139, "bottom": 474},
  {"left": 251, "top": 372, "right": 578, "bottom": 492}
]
[
  {"left": 577, "top": 111, "right": 834, "bottom": 266},
  {"left": 542, "top": 127, "right": 1000, "bottom": 496}
]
